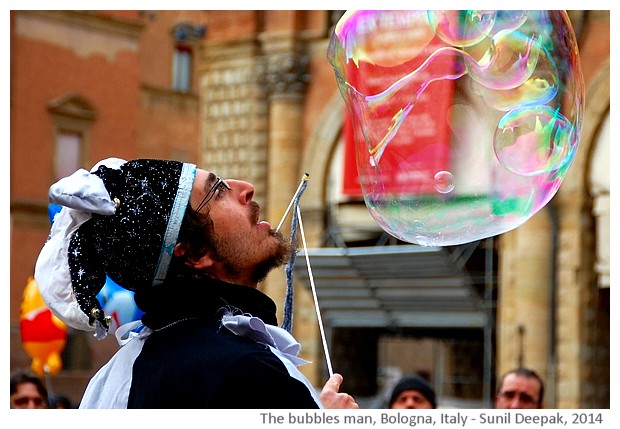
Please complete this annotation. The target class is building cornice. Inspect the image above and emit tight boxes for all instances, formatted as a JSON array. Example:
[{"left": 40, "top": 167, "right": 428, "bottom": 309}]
[{"left": 16, "top": 10, "right": 144, "bottom": 39}]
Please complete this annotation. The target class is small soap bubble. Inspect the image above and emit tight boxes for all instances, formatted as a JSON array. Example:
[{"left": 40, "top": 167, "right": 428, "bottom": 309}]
[
  {"left": 494, "top": 105, "right": 577, "bottom": 176},
  {"left": 434, "top": 171, "right": 455, "bottom": 194}
]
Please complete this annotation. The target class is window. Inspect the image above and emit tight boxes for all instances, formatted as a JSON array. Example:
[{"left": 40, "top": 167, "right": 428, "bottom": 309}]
[
  {"left": 47, "top": 93, "right": 95, "bottom": 181},
  {"left": 55, "top": 131, "right": 82, "bottom": 180},
  {"left": 171, "top": 22, "right": 206, "bottom": 93},
  {"left": 172, "top": 44, "right": 192, "bottom": 93}
]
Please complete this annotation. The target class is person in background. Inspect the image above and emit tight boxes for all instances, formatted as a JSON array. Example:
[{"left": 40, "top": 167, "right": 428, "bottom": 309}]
[
  {"left": 388, "top": 374, "right": 437, "bottom": 409},
  {"left": 495, "top": 367, "right": 544, "bottom": 409},
  {"left": 10, "top": 369, "right": 49, "bottom": 409}
]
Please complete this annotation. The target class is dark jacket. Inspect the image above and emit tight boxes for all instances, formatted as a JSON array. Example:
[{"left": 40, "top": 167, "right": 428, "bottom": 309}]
[{"left": 126, "top": 278, "right": 320, "bottom": 409}]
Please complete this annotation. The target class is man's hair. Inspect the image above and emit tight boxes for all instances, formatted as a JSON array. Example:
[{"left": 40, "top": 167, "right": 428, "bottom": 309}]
[
  {"left": 497, "top": 367, "right": 545, "bottom": 406},
  {"left": 10, "top": 369, "right": 48, "bottom": 402},
  {"left": 166, "top": 202, "right": 216, "bottom": 279}
]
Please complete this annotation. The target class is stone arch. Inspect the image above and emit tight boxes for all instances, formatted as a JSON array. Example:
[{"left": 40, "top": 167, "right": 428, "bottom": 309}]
[
  {"left": 558, "top": 59, "right": 609, "bottom": 199},
  {"left": 582, "top": 60, "right": 610, "bottom": 288},
  {"left": 300, "top": 92, "right": 344, "bottom": 244}
]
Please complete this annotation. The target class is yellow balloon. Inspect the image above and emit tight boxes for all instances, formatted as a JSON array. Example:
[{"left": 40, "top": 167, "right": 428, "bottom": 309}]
[
  {"left": 20, "top": 277, "right": 68, "bottom": 376},
  {"left": 23, "top": 340, "right": 66, "bottom": 376}
]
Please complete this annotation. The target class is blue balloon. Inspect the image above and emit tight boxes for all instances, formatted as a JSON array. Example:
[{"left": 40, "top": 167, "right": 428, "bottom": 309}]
[
  {"left": 96, "top": 276, "right": 144, "bottom": 332},
  {"left": 48, "top": 204, "right": 62, "bottom": 225}
]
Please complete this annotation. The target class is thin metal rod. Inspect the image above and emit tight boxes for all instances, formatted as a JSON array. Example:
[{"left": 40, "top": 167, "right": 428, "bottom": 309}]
[
  {"left": 296, "top": 205, "right": 333, "bottom": 376},
  {"left": 276, "top": 173, "right": 309, "bottom": 233}
]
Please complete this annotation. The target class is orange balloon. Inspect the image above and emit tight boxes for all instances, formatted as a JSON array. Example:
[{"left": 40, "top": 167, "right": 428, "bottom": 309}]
[
  {"left": 20, "top": 277, "right": 67, "bottom": 376},
  {"left": 22, "top": 341, "right": 65, "bottom": 376}
]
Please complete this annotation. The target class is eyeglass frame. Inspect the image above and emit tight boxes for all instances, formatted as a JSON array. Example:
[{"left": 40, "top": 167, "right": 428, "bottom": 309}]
[{"left": 195, "top": 176, "right": 231, "bottom": 214}]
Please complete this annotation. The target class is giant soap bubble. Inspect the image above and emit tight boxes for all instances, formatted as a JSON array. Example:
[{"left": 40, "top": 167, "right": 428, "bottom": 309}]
[{"left": 328, "top": 10, "right": 584, "bottom": 246}]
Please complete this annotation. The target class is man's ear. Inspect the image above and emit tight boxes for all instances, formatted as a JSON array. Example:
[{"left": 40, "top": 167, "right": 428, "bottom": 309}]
[
  {"left": 173, "top": 243, "right": 214, "bottom": 269},
  {"left": 173, "top": 243, "right": 186, "bottom": 258}
]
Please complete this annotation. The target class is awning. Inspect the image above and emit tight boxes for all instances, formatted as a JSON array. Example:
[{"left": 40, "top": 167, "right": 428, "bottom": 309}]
[{"left": 294, "top": 245, "right": 488, "bottom": 329}]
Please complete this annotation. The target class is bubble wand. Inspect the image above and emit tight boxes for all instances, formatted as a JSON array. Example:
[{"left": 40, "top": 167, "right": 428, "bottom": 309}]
[
  {"left": 296, "top": 203, "right": 334, "bottom": 376},
  {"left": 275, "top": 173, "right": 309, "bottom": 234},
  {"left": 277, "top": 174, "right": 334, "bottom": 376}
]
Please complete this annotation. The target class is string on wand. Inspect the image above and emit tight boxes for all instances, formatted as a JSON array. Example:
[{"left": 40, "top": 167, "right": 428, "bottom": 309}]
[{"left": 276, "top": 174, "right": 334, "bottom": 376}]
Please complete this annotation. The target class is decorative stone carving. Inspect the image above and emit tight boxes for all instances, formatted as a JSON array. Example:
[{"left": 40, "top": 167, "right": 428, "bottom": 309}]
[{"left": 259, "top": 51, "right": 310, "bottom": 98}]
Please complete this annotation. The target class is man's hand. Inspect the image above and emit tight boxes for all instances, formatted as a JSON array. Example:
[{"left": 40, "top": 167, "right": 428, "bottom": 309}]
[{"left": 319, "top": 373, "right": 359, "bottom": 409}]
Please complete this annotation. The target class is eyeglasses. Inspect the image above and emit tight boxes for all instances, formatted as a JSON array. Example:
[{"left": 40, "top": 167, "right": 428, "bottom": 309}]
[
  {"left": 11, "top": 396, "right": 45, "bottom": 407},
  {"left": 195, "top": 176, "right": 231, "bottom": 213}
]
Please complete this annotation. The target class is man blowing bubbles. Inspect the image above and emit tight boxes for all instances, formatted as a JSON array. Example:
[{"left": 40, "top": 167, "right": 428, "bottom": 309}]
[{"left": 35, "top": 158, "right": 358, "bottom": 409}]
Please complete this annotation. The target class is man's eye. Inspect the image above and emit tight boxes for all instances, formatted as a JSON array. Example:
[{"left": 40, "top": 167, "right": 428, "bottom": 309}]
[{"left": 216, "top": 181, "right": 230, "bottom": 198}]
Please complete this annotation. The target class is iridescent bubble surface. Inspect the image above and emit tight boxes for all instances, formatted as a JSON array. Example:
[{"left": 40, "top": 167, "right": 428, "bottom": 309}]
[{"left": 328, "top": 10, "right": 583, "bottom": 246}]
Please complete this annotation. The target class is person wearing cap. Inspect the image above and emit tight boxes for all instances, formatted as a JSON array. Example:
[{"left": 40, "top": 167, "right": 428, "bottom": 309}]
[
  {"left": 35, "top": 158, "right": 358, "bottom": 409},
  {"left": 388, "top": 375, "right": 437, "bottom": 409}
]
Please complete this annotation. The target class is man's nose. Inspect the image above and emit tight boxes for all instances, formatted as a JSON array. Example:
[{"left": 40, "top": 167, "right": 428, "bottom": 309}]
[
  {"left": 26, "top": 398, "right": 40, "bottom": 408},
  {"left": 509, "top": 397, "right": 523, "bottom": 408},
  {"left": 404, "top": 398, "right": 417, "bottom": 408},
  {"left": 229, "top": 179, "right": 255, "bottom": 203}
]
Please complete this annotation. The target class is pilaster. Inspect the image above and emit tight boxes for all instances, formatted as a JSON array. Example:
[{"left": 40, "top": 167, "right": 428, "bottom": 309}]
[{"left": 198, "top": 38, "right": 269, "bottom": 208}]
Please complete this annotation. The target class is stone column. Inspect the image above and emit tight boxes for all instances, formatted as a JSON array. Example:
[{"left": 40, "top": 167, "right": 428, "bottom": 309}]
[
  {"left": 258, "top": 36, "right": 322, "bottom": 383},
  {"left": 497, "top": 209, "right": 552, "bottom": 389},
  {"left": 260, "top": 38, "right": 309, "bottom": 232},
  {"left": 258, "top": 36, "right": 309, "bottom": 294}
]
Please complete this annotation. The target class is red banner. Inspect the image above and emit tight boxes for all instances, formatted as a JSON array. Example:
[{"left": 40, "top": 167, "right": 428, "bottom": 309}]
[{"left": 342, "top": 13, "right": 455, "bottom": 197}]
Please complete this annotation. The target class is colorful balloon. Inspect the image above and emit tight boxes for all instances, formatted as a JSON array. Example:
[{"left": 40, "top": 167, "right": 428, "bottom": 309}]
[
  {"left": 96, "top": 276, "right": 144, "bottom": 333},
  {"left": 48, "top": 203, "right": 62, "bottom": 225},
  {"left": 20, "top": 277, "right": 67, "bottom": 376},
  {"left": 328, "top": 11, "right": 583, "bottom": 246}
]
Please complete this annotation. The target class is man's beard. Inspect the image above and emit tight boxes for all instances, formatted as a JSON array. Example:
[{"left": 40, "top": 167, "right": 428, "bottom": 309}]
[
  {"left": 247, "top": 230, "right": 292, "bottom": 283},
  {"left": 216, "top": 229, "right": 293, "bottom": 284},
  {"left": 167, "top": 230, "right": 293, "bottom": 284}
]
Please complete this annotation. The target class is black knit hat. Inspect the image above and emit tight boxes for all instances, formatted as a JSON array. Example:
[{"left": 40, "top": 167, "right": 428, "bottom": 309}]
[
  {"left": 389, "top": 375, "right": 437, "bottom": 408},
  {"left": 35, "top": 158, "right": 196, "bottom": 338}
]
